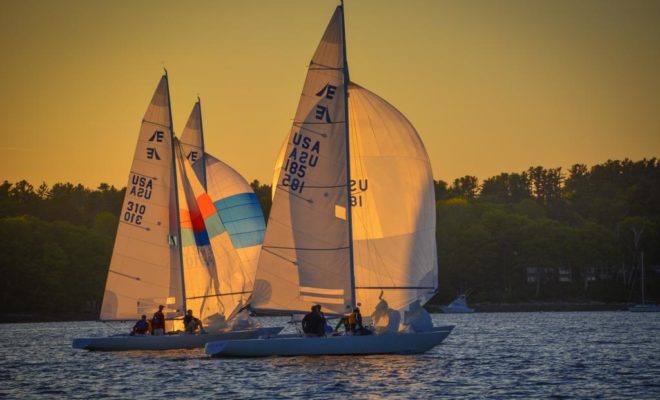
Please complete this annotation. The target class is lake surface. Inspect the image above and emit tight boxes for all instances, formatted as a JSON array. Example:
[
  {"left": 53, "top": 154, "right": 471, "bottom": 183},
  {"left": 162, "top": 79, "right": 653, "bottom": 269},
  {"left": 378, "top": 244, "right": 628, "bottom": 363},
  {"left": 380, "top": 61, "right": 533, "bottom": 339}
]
[{"left": 1, "top": 312, "right": 659, "bottom": 399}]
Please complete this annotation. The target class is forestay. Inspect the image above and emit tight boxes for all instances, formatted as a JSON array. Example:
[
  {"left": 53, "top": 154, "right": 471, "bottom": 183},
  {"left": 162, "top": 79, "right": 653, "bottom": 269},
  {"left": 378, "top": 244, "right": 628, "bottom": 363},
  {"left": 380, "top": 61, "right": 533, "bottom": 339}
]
[
  {"left": 252, "top": 7, "right": 353, "bottom": 315},
  {"left": 100, "top": 75, "right": 184, "bottom": 320}
]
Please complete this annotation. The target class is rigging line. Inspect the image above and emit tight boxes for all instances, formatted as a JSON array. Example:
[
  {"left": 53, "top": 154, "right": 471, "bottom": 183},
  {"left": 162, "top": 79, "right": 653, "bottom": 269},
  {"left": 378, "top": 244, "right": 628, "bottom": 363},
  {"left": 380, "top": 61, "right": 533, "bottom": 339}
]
[
  {"left": 299, "top": 184, "right": 345, "bottom": 189},
  {"left": 309, "top": 61, "right": 342, "bottom": 70},
  {"left": 119, "top": 220, "right": 151, "bottom": 231},
  {"left": 263, "top": 245, "right": 350, "bottom": 251},
  {"left": 275, "top": 185, "right": 313, "bottom": 203},
  {"left": 109, "top": 270, "right": 141, "bottom": 281},
  {"left": 262, "top": 247, "right": 297, "bottom": 265},
  {"left": 141, "top": 119, "right": 170, "bottom": 129},
  {"left": 215, "top": 202, "right": 262, "bottom": 213},
  {"left": 217, "top": 216, "right": 265, "bottom": 227},
  {"left": 293, "top": 121, "right": 346, "bottom": 125},
  {"left": 275, "top": 183, "right": 345, "bottom": 189},
  {"left": 129, "top": 171, "right": 158, "bottom": 180},
  {"left": 108, "top": 271, "right": 172, "bottom": 291},
  {"left": 292, "top": 123, "right": 328, "bottom": 138},
  {"left": 355, "top": 286, "right": 436, "bottom": 290},
  {"left": 186, "top": 291, "right": 252, "bottom": 300},
  {"left": 265, "top": 217, "right": 352, "bottom": 255}
]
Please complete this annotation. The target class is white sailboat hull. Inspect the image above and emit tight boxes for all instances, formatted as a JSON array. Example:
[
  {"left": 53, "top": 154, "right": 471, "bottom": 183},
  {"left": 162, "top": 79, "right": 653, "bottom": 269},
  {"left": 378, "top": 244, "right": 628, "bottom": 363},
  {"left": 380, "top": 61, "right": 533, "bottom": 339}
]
[
  {"left": 205, "top": 326, "right": 454, "bottom": 357},
  {"left": 72, "top": 327, "right": 282, "bottom": 351},
  {"left": 629, "top": 304, "right": 660, "bottom": 312}
]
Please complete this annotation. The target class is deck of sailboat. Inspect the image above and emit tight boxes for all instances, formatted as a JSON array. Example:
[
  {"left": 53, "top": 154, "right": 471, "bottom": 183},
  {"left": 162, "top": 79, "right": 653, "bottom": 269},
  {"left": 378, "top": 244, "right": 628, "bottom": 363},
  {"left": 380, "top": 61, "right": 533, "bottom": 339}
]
[
  {"left": 204, "top": 326, "right": 455, "bottom": 357},
  {"left": 72, "top": 326, "right": 282, "bottom": 351}
]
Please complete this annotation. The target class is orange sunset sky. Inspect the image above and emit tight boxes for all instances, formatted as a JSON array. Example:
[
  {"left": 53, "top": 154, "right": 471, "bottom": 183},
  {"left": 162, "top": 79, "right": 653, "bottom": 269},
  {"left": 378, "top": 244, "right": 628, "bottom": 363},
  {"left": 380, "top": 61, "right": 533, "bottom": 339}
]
[{"left": 1, "top": 0, "right": 659, "bottom": 188}]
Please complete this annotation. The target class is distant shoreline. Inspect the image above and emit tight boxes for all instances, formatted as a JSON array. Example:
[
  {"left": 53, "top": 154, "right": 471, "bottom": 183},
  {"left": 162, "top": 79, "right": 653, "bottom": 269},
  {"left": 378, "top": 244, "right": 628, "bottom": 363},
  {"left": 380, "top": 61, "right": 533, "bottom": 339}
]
[
  {"left": 426, "top": 302, "right": 630, "bottom": 313},
  {"left": 0, "top": 303, "right": 634, "bottom": 323}
]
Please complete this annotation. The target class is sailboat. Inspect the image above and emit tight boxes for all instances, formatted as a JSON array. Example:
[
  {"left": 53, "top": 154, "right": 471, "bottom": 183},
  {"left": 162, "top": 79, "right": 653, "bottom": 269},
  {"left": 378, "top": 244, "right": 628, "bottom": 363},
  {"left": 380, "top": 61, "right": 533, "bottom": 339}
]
[
  {"left": 629, "top": 252, "right": 659, "bottom": 312},
  {"left": 441, "top": 294, "right": 475, "bottom": 314},
  {"left": 73, "top": 74, "right": 281, "bottom": 351},
  {"left": 205, "top": 3, "right": 453, "bottom": 357}
]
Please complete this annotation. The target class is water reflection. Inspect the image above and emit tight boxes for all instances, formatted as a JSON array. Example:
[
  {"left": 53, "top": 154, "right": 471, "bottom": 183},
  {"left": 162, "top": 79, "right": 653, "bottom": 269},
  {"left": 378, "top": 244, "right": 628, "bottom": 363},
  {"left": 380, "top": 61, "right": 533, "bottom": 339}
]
[{"left": 1, "top": 313, "right": 659, "bottom": 399}]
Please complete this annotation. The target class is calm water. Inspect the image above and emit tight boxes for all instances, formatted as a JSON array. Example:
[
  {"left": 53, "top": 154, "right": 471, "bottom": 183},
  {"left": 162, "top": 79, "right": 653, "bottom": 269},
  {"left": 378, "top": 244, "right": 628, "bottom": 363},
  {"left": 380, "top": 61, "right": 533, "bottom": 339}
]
[{"left": 1, "top": 312, "right": 659, "bottom": 399}]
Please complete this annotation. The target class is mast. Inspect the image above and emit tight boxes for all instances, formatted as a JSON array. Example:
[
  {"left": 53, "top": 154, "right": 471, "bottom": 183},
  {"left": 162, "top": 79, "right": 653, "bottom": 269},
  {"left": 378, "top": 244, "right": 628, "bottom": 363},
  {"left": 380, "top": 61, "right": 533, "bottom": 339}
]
[
  {"left": 641, "top": 251, "right": 645, "bottom": 304},
  {"left": 340, "top": 1, "right": 356, "bottom": 310},
  {"left": 197, "top": 97, "right": 208, "bottom": 190},
  {"left": 165, "top": 69, "right": 187, "bottom": 314}
]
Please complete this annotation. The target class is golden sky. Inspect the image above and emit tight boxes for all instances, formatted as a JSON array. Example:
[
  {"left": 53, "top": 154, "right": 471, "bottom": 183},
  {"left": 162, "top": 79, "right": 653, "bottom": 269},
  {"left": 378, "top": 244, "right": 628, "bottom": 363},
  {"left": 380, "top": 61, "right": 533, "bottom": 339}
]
[{"left": 1, "top": 0, "right": 659, "bottom": 188}]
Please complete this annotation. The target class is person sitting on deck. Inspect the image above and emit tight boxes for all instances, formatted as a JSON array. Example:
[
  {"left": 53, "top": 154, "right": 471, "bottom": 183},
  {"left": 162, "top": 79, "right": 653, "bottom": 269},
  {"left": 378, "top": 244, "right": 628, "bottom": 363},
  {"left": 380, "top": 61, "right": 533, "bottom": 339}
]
[
  {"left": 302, "top": 305, "right": 325, "bottom": 337},
  {"left": 183, "top": 309, "right": 205, "bottom": 334},
  {"left": 131, "top": 315, "right": 149, "bottom": 336},
  {"left": 334, "top": 316, "right": 350, "bottom": 334},
  {"left": 349, "top": 307, "right": 372, "bottom": 336},
  {"left": 151, "top": 305, "right": 166, "bottom": 336},
  {"left": 317, "top": 305, "right": 334, "bottom": 334}
]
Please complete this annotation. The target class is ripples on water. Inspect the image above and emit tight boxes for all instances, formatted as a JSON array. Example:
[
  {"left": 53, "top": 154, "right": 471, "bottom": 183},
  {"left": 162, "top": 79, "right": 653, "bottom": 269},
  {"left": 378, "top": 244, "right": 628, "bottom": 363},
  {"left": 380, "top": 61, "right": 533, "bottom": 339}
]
[{"left": 1, "top": 312, "right": 659, "bottom": 399}]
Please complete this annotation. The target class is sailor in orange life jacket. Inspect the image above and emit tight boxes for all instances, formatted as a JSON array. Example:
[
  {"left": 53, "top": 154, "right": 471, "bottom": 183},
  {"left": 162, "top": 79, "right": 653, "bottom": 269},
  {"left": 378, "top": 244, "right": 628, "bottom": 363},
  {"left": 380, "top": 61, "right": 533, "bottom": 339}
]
[
  {"left": 348, "top": 307, "right": 363, "bottom": 333},
  {"left": 151, "top": 305, "right": 166, "bottom": 336}
]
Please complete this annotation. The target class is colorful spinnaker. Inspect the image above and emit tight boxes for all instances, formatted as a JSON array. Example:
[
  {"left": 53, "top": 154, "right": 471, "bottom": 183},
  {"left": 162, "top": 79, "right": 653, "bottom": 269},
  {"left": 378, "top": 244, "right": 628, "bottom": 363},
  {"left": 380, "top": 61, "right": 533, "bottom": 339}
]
[
  {"left": 174, "top": 138, "right": 249, "bottom": 328},
  {"left": 180, "top": 100, "right": 267, "bottom": 317}
]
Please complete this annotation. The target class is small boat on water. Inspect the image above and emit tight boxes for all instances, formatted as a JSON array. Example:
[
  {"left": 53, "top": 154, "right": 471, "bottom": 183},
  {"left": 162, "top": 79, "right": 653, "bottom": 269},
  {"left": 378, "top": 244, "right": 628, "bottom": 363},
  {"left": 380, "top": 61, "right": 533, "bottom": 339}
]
[
  {"left": 206, "top": 2, "right": 452, "bottom": 358},
  {"left": 629, "top": 304, "right": 660, "bottom": 312},
  {"left": 441, "top": 295, "right": 475, "bottom": 314},
  {"left": 73, "top": 74, "right": 281, "bottom": 351}
]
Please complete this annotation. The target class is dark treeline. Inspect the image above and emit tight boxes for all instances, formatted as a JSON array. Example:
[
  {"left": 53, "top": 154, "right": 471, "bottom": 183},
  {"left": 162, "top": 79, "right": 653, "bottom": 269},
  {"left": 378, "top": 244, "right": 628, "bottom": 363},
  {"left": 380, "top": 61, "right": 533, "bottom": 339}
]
[
  {"left": 0, "top": 182, "right": 125, "bottom": 317},
  {"left": 1, "top": 158, "right": 658, "bottom": 318},
  {"left": 434, "top": 159, "right": 660, "bottom": 304}
]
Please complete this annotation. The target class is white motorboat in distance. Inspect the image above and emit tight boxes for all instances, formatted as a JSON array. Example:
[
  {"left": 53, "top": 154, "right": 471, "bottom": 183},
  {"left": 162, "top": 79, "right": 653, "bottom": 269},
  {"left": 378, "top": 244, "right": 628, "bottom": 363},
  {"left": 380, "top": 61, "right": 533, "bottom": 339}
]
[
  {"left": 629, "top": 304, "right": 660, "bottom": 313},
  {"left": 205, "top": 326, "right": 454, "bottom": 357},
  {"left": 440, "top": 295, "right": 475, "bottom": 313},
  {"left": 72, "top": 326, "right": 282, "bottom": 351}
]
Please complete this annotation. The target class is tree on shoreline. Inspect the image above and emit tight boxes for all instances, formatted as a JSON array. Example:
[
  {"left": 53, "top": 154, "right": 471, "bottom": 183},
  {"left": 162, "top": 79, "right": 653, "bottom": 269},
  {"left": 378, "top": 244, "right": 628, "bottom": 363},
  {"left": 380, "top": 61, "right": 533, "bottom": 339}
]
[{"left": 0, "top": 158, "right": 658, "bottom": 318}]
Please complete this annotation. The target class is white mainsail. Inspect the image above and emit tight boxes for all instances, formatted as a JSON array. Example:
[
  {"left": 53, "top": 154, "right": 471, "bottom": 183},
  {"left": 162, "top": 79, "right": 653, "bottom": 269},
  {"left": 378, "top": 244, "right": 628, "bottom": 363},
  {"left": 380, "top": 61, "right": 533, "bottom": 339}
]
[
  {"left": 101, "top": 74, "right": 184, "bottom": 320},
  {"left": 179, "top": 100, "right": 207, "bottom": 189},
  {"left": 266, "top": 7, "right": 438, "bottom": 319},
  {"left": 252, "top": 6, "right": 354, "bottom": 315}
]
